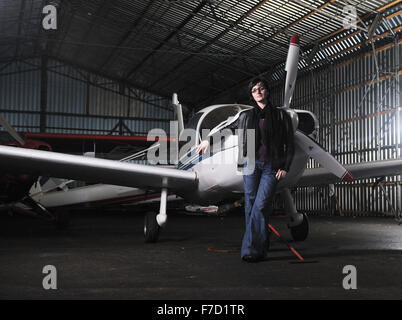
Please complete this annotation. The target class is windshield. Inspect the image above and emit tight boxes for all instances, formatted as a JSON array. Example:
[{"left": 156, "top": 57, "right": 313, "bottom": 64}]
[
  {"left": 200, "top": 105, "right": 241, "bottom": 132},
  {"left": 180, "top": 112, "right": 203, "bottom": 143},
  {"left": 184, "top": 112, "right": 203, "bottom": 130}
]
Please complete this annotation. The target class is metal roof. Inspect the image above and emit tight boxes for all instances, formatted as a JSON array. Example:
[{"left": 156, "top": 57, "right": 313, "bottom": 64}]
[{"left": 0, "top": 0, "right": 400, "bottom": 109}]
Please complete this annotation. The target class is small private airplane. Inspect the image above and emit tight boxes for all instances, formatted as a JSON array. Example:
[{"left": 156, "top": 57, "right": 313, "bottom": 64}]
[
  {"left": 0, "top": 113, "right": 62, "bottom": 224},
  {"left": 0, "top": 112, "right": 181, "bottom": 228},
  {"left": 0, "top": 35, "right": 401, "bottom": 242}
]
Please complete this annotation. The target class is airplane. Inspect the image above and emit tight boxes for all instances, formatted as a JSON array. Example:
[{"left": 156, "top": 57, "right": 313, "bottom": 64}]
[
  {"left": 0, "top": 34, "right": 401, "bottom": 243},
  {"left": 0, "top": 114, "right": 65, "bottom": 225},
  {"left": 0, "top": 114, "right": 181, "bottom": 227}
]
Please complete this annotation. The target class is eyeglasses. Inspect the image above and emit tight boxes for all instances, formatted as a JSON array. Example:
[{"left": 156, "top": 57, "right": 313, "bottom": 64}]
[{"left": 251, "top": 86, "right": 266, "bottom": 94}]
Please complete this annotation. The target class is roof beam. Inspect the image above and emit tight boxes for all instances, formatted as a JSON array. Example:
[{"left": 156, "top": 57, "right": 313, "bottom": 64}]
[
  {"left": 148, "top": 0, "right": 272, "bottom": 89},
  {"left": 101, "top": 9, "right": 258, "bottom": 79},
  {"left": 14, "top": 0, "right": 26, "bottom": 59},
  {"left": 48, "top": 55, "right": 175, "bottom": 111},
  {"left": 268, "top": 0, "right": 337, "bottom": 40},
  {"left": 34, "top": 0, "right": 47, "bottom": 56},
  {"left": 96, "top": 0, "right": 159, "bottom": 74},
  {"left": 53, "top": 2, "right": 82, "bottom": 57},
  {"left": 123, "top": 0, "right": 208, "bottom": 80},
  {"left": 317, "top": 0, "right": 401, "bottom": 43},
  {"left": 172, "top": 0, "right": 337, "bottom": 96},
  {"left": 70, "top": 0, "right": 115, "bottom": 62},
  {"left": 377, "top": 0, "right": 402, "bottom": 12},
  {"left": 197, "top": 6, "right": 402, "bottom": 105}
]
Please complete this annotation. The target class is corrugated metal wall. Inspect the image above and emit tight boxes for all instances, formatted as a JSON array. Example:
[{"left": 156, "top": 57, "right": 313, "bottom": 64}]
[
  {"left": 0, "top": 58, "right": 173, "bottom": 136},
  {"left": 271, "top": 40, "right": 401, "bottom": 217},
  {"left": 0, "top": 59, "right": 41, "bottom": 132}
]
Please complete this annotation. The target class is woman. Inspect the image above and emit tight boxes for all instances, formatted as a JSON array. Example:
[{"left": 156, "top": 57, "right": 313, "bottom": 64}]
[{"left": 197, "top": 77, "right": 295, "bottom": 262}]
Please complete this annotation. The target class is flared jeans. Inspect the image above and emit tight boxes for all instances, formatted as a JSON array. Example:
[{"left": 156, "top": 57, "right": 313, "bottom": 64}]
[{"left": 241, "top": 160, "right": 278, "bottom": 258}]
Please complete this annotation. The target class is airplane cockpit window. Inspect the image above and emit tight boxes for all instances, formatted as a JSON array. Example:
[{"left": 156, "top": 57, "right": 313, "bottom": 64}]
[
  {"left": 180, "top": 106, "right": 244, "bottom": 144},
  {"left": 181, "top": 112, "right": 203, "bottom": 143},
  {"left": 199, "top": 106, "right": 241, "bottom": 134},
  {"left": 184, "top": 113, "right": 203, "bottom": 130}
]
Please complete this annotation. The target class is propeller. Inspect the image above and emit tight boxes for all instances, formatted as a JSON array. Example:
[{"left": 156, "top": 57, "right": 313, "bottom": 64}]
[
  {"left": 283, "top": 34, "right": 353, "bottom": 182},
  {"left": 283, "top": 34, "right": 300, "bottom": 109},
  {"left": 0, "top": 113, "right": 25, "bottom": 146},
  {"left": 294, "top": 130, "right": 353, "bottom": 182}
]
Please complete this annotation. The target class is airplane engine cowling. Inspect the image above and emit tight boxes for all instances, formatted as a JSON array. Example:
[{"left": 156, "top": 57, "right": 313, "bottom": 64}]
[
  {"left": 284, "top": 109, "right": 299, "bottom": 134},
  {"left": 293, "top": 109, "right": 319, "bottom": 139}
]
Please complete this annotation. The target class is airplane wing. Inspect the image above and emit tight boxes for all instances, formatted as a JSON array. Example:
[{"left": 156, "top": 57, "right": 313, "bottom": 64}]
[
  {"left": 297, "top": 158, "right": 402, "bottom": 186},
  {"left": 0, "top": 145, "right": 197, "bottom": 191}
]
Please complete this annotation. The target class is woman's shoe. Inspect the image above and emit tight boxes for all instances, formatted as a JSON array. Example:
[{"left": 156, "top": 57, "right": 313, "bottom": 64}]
[{"left": 242, "top": 255, "right": 261, "bottom": 263}]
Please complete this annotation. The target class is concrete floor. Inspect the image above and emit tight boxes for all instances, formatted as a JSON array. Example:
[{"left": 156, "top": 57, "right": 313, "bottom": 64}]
[{"left": 0, "top": 209, "right": 402, "bottom": 300}]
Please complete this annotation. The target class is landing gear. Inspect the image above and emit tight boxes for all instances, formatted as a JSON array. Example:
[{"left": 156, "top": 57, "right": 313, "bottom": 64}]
[
  {"left": 143, "top": 187, "right": 168, "bottom": 243},
  {"left": 281, "top": 188, "right": 309, "bottom": 242},
  {"left": 20, "top": 196, "right": 71, "bottom": 230},
  {"left": 144, "top": 212, "right": 160, "bottom": 243},
  {"left": 289, "top": 212, "right": 309, "bottom": 241}
]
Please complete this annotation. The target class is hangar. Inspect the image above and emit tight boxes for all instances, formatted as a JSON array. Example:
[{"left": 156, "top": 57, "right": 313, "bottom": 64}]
[{"left": 0, "top": 0, "right": 401, "bottom": 300}]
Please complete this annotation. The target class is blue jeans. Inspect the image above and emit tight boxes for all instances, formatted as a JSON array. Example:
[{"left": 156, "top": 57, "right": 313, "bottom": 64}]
[{"left": 241, "top": 160, "right": 278, "bottom": 258}]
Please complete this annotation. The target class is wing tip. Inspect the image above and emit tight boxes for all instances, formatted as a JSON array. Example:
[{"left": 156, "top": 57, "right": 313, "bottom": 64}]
[{"left": 342, "top": 171, "right": 354, "bottom": 182}]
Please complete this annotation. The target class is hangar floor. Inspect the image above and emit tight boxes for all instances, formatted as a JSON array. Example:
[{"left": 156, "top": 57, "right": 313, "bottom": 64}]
[{"left": 0, "top": 208, "right": 402, "bottom": 300}]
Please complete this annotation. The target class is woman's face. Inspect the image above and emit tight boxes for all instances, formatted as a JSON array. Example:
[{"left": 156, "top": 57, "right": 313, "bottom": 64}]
[{"left": 251, "top": 82, "right": 268, "bottom": 104}]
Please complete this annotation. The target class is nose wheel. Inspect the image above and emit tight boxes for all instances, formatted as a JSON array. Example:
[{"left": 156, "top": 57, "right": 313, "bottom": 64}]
[
  {"left": 144, "top": 212, "right": 160, "bottom": 243},
  {"left": 289, "top": 212, "right": 309, "bottom": 241},
  {"left": 281, "top": 188, "right": 309, "bottom": 242}
]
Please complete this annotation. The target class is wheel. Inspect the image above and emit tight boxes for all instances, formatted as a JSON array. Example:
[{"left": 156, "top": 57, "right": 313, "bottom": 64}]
[
  {"left": 54, "top": 208, "right": 71, "bottom": 230},
  {"left": 144, "top": 212, "right": 160, "bottom": 243},
  {"left": 290, "top": 212, "right": 309, "bottom": 241}
]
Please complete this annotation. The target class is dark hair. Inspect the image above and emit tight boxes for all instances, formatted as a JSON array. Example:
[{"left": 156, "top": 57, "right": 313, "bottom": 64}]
[{"left": 248, "top": 77, "right": 270, "bottom": 102}]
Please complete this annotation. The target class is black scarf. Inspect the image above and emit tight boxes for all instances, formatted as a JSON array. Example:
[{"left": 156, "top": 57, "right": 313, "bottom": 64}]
[{"left": 253, "top": 105, "right": 280, "bottom": 159}]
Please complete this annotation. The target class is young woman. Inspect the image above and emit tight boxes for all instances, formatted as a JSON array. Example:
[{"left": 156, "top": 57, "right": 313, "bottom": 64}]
[{"left": 197, "top": 77, "right": 295, "bottom": 262}]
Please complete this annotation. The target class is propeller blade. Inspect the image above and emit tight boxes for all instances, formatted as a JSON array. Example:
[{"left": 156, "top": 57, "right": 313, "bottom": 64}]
[
  {"left": 294, "top": 130, "right": 354, "bottom": 182},
  {"left": 283, "top": 34, "right": 300, "bottom": 109},
  {"left": 0, "top": 114, "right": 25, "bottom": 146}
]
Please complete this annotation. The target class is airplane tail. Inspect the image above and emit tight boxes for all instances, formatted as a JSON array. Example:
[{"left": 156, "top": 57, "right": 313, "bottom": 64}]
[
  {"left": 118, "top": 93, "right": 184, "bottom": 165},
  {"left": 0, "top": 113, "right": 25, "bottom": 146},
  {"left": 172, "top": 93, "right": 184, "bottom": 138}
]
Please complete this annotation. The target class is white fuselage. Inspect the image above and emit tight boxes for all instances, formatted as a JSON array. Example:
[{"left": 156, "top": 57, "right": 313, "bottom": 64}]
[
  {"left": 177, "top": 132, "right": 310, "bottom": 205},
  {"left": 32, "top": 105, "right": 318, "bottom": 209}
]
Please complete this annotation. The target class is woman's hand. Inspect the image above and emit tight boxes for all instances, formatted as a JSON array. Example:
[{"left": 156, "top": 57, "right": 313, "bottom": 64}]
[
  {"left": 196, "top": 140, "right": 210, "bottom": 155},
  {"left": 275, "top": 169, "right": 287, "bottom": 180}
]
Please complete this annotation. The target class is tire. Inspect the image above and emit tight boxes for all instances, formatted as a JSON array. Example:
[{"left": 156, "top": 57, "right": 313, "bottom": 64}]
[
  {"left": 290, "top": 212, "right": 309, "bottom": 241},
  {"left": 144, "top": 212, "right": 160, "bottom": 243}
]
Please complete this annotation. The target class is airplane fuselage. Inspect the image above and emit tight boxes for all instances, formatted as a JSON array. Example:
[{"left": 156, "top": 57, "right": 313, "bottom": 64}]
[
  {"left": 31, "top": 105, "right": 319, "bottom": 209},
  {"left": 177, "top": 131, "right": 311, "bottom": 205}
]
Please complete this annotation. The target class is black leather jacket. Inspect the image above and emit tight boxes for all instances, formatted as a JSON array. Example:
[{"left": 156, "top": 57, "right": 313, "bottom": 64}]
[{"left": 222, "top": 107, "right": 295, "bottom": 172}]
